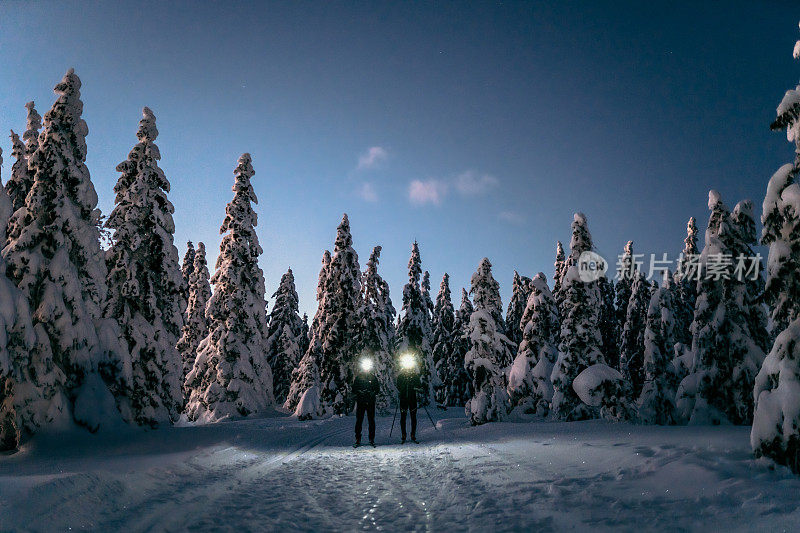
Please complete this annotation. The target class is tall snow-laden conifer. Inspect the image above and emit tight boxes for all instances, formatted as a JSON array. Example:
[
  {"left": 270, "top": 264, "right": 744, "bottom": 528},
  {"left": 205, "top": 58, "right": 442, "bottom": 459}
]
[
  {"left": 286, "top": 216, "right": 361, "bottom": 417},
  {"left": 465, "top": 258, "right": 512, "bottom": 424},
  {"left": 0, "top": 154, "right": 38, "bottom": 450},
  {"left": 181, "top": 242, "right": 196, "bottom": 306},
  {"left": 553, "top": 241, "right": 566, "bottom": 315},
  {"left": 105, "top": 107, "right": 185, "bottom": 426},
  {"left": 265, "top": 268, "right": 304, "bottom": 404},
  {"left": 619, "top": 272, "right": 650, "bottom": 400},
  {"left": 507, "top": 273, "right": 560, "bottom": 416},
  {"left": 397, "top": 241, "right": 436, "bottom": 405},
  {"left": 753, "top": 165, "right": 800, "bottom": 468},
  {"left": 638, "top": 272, "right": 680, "bottom": 425},
  {"left": 355, "top": 246, "right": 397, "bottom": 413},
  {"left": 432, "top": 273, "right": 456, "bottom": 405},
  {"left": 614, "top": 241, "right": 637, "bottom": 365},
  {"left": 550, "top": 213, "right": 605, "bottom": 420},
  {"left": 184, "top": 154, "right": 273, "bottom": 422},
  {"left": 752, "top": 30, "right": 800, "bottom": 469},
  {"left": 4, "top": 70, "right": 131, "bottom": 432},
  {"left": 505, "top": 270, "right": 532, "bottom": 349},
  {"left": 674, "top": 217, "right": 699, "bottom": 345},
  {"left": 284, "top": 250, "right": 330, "bottom": 417},
  {"left": 315, "top": 215, "right": 362, "bottom": 415},
  {"left": 177, "top": 242, "right": 210, "bottom": 387},
  {"left": 5, "top": 101, "right": 41, "bottom": 215},
  {"left": 676, "top": 191, "right": 766, "bottom": 425}
]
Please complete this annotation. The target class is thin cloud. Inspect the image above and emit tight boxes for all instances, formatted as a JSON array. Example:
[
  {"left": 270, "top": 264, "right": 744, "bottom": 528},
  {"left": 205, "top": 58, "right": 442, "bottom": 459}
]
[
  {"left": 454, "top": 170, "right": 499, "bottom": 196},
  {"left": 357, "top": 146, "right": 388, "bottom": 170},
  {"left": 356, "top": 182, "right": 378, "bottom": 202},
  {"left": 408, "top": 179, "right": 447, "bottom": 206},
  {"left": 498, "top": 210, "right": 525, "bottom": 225}
]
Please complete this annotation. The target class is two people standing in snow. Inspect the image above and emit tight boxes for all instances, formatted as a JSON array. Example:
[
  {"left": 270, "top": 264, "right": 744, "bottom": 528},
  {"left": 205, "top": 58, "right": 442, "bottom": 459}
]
[
  {"left": 353, "top": 353, "right": 425, "bottom": 446},
  {"left": 353, "top": 358, "right": 379, "bottom": 447}
]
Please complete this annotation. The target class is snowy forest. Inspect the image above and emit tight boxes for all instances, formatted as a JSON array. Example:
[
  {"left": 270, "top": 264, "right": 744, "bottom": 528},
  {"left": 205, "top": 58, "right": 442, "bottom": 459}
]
[
  {"left": 2, "top": 30, "right": 800, "bottom": 480},
  {"left": 3, "top": 8, "right": 800, "bottom": 529}
]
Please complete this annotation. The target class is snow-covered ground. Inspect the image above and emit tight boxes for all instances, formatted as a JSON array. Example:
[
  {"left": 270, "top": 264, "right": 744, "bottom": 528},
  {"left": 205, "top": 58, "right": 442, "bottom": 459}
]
[{"left": 1, "top": 410, "right": 798, "bottom": 532}]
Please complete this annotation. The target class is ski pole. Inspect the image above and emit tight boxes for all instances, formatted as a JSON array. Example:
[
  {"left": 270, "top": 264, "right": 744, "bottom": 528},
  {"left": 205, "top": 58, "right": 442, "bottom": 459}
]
[
  {"left": 389, "top": 403, "right": 399, "bottom": 437},
  {"left": 422, "top": 403, "right": 438, "bottom": 431}
]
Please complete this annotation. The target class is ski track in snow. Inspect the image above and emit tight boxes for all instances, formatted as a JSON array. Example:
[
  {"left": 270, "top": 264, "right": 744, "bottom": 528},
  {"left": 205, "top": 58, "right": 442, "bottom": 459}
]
[{"left": 1, "top": 412, "right": 800, "bottom": 532}]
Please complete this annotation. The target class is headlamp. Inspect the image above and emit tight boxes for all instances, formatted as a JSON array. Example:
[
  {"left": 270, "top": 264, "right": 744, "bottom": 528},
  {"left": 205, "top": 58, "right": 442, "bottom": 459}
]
[
  {"left": 359, "top": 357, "right": 374, "bottom": 373},
  {"left": 400, "top": 353, "right": 417, "bottom": 371}
]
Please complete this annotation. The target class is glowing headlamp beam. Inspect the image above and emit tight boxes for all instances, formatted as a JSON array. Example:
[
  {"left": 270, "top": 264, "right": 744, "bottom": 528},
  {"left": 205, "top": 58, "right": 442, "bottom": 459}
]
[
  {"left": 359, "top": 357, "right": 374, "bottom": 372},
  {"left": 399, "top": 353, "right": 417, "bottom": 370}
]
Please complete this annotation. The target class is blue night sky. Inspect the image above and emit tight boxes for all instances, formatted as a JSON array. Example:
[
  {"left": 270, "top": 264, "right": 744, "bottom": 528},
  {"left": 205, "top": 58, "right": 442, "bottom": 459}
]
[{"left": 1, "top": 1, "right": 798, "bottom": 317}]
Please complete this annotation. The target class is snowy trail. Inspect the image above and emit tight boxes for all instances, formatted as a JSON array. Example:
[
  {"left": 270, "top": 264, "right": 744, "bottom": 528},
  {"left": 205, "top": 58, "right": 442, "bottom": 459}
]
[
  {"left": 2, "top": 411, "right": 800, "bottom": 532},
  {"left": 110, "top": 423, "right": 354, "bottom": 532}
]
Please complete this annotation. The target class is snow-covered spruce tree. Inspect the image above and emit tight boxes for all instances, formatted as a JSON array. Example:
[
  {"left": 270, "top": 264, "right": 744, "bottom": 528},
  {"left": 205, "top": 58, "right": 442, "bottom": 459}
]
[
  {"left": 753, "top": 171, "right": 800, "bottom": 469},
  {"left": 598, "top": 274, "right": 619, "bottom": 369},
  {"left": 752, "top": 34, "right": 800, "bottom": 468},
  {"left": 432, "top": 273, "right": 456, "bottom": 405},
  {"left": 676, "top": 191, "right": 766, "bottom": 425},
  {"left": 181, "top": 241, "right": 196, "bottom": 307},
  {"left": 638, "top": 271, "right": 680, "bottom": 425},
  {"left": 355, "top": 246, "right": 397, "bottom": 413},
  {"left": 314, "top": 215, "right": 362, "bottom": 416},
  {"left": 505, "top": 270, "right": 532, "bottom": 349},
  {"left": 286, "top": 216, "right": 361, "bottom": 417},
  {"left": 552, "top": 241, "right": 567, "bottom": 315},
  {"left": 507, "top": 272, "right": 559, "bottom": 416},
  {"left": 613, "top": 241, "right": 637, "bottom": 363},
  {"left": 550, "top": 213, "right": 606, "bottom": 421},
  {"left": 265, "top": 268, "right": 304, "bottom": 404},
  {"left": 0, "top": 150, "right": 43, "bottom": 444},
  {"left": 104, "top": 107, "right": 185, "bottom": 426},
  {"left": 439, "top": 289, "right": 473, "bottom": 407},
  {"left": 176, "top": 242, "right": 211, "bottom": 388},
  {"left": 674, "top": 217, "right": 699, "bottom": 345},
  {"left": 5, "top": 101, "right": 41, "bottom": 215},
  {"left": 185, "top": 154, "right": 273, "bottom": 422},
  {"left": 731, "top": 200, "right": 770, "bottom": 355},
  {"left": 619, "top": 272, "right": 650, "bottom": 400},
  {"left": 465, "top": 258, "right": 513, "bottom": 424},
  {"left": 397, "top": 241, "right": 436, "bottom": 405},
  {"left": 4, "top": 69, "right": 132, "bottom": 432},
  {"left": 284, "top": 250, "right": 330, "bottom": 416},
  {"left": 0, "top": 153, "right": 36, "bottom": 451}
]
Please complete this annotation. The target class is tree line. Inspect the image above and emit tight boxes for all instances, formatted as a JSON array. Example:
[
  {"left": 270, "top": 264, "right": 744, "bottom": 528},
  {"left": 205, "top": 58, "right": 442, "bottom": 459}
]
[{"left": 0, "top": 26, "right": 799, "bottom": 478}]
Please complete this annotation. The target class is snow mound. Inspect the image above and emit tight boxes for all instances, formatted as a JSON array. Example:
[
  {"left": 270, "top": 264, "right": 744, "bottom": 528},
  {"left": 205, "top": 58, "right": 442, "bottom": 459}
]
[
  {"left": 572, "top": 364, "right": 624, "bottom": 408},
  {"left": 295, "top": 385, "right": 320, "bottom": 420}
]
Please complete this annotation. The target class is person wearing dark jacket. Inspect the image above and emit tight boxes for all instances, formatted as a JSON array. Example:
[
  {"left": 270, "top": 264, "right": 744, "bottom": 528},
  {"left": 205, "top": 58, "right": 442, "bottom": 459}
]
[
  {"left": 353, "top": 357, "right": 380, "bottom": 447},
  {"left": 397, "top": 354, "right": 421, "bottom": 443}
]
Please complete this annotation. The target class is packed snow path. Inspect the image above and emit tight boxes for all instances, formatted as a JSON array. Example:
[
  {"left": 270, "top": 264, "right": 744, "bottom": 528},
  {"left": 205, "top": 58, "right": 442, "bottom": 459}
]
[{"left": 1, "top": 412, "right": 799, "bottom": 532}]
